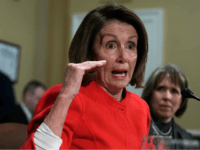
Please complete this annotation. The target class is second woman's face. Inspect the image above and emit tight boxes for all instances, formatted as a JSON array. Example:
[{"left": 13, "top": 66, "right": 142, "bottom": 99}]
[
  {"left": 150, "top": 73, "right": 182, "bottom": 123},
  {"left": 93, "top": 20, "right": 138, "bottom": 95}
]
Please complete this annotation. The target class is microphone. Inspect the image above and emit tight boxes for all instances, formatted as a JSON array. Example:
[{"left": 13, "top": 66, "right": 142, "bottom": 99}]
[{"left": 181, "top": 88, "right": 200, "bottom": 101}]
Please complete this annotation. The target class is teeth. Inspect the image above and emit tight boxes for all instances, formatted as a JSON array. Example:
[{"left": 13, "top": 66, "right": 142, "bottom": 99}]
[{"left": 113, "top": 72, "right": 126, "bottom": 76}]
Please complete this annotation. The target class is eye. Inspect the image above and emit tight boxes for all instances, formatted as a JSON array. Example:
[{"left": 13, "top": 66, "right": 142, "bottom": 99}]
[
  {"left": 156, "top": 86, "right": 165, "bottom": 91},
  {"left": 171, "top": 88, "right": 179, "bottom": 94},
  {"left": 106, "top": 42, "right": 115, "bottom": 49},
  {"left": 104, "top": 42, "right": 117, "bottom": 55},
  {"left": 126, "top": 43, "right": 136, "bottom": 51}
]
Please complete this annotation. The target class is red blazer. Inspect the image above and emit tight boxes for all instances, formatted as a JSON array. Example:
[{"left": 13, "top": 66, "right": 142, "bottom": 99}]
[{"left": 21, "top": 80, "right": 151, "bottom": 149}]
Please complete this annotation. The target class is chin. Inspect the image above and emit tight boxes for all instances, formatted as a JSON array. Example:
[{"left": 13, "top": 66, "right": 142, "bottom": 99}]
[
  {"left": 109, "top": 81, "right": 129, "bottom": 90},
  {"left": 159, "top": 114, "right": 172, "bottom": 120}
]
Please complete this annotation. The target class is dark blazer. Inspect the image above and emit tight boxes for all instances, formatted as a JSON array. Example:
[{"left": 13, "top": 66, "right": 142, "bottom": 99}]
[
  {"left": 0, "top": 72, "right": 16, "bottom": 117},
  {"left": 0, "top": 105, "right": 29, "bottom": 125},
  {"left": 173, "top": 120, "right": 193, "bottom": 140},
  {"left": 149, "top": 118, "right": 194, "bottom": 149}
]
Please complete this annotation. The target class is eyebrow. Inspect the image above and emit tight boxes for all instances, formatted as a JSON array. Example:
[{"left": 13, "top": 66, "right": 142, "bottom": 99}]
[
  {"left": 100, "top": 33, "right": 116, "bottom": 45},
  {"left": 99, "top": 33, "right": 138, "bottom": 45}
]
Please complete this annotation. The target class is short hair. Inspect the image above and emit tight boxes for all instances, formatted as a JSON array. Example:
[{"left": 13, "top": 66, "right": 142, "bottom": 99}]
[
  {"left": 22, "top": 80, "right": 47, "bottom": 98},
  {"left": 141, "top": 64, "right": 188, "bottom": 117},
  {"left": 69, "top": 3, "right": 148, "bottom": 87}
]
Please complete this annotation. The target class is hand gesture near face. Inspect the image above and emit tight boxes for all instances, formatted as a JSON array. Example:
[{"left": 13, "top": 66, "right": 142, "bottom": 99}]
[
  {"left": 60, "top": 60, "right": 106, "bottom": 98},
  {"left": 44, "top": 60, "right": 106, "bottom": 137}
]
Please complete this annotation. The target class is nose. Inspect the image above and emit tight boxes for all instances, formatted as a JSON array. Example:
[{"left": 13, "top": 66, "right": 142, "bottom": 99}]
[
  {"left": 163, "top": 90, "right": 172, "bottom": 101},
  {"left": 116, "top": 46, "right": 129, "bottom": 63}
]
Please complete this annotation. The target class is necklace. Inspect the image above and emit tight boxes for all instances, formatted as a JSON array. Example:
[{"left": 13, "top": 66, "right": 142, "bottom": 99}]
[{"left": 151, "top": 119, "right": 172, "bottom": 136}]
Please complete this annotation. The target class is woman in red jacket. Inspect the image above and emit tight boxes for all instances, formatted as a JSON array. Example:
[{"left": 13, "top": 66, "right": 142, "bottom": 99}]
[{"left": 21, "top": 3, "right": 150, "bottom": 149}]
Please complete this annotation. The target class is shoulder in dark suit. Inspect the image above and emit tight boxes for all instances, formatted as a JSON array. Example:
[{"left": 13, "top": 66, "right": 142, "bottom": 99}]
[
  {"left": 0, "top": 105, "right": 29, "bottom": 125},
  {"left": 0, "top": 72, "right": 16, "bottom": 116},
  {"left": 172, "top": 119, "right": 193, "bottom": 139}
]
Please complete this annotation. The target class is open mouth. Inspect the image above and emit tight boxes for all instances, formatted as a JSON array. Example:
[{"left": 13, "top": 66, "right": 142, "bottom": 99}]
[{"left": 111, "top": 71, "right": 127, "bottom": 76}]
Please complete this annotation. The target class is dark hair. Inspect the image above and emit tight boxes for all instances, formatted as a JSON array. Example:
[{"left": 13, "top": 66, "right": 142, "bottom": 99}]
[
  {"left": 23, "top": 80, "right": 47, "bottom": 98},
  {"left": 69, "top": 3, "right": 148, "bottom": 87},
  {"left": 141, "top": 64, "right": 188, "bottom": 117}
]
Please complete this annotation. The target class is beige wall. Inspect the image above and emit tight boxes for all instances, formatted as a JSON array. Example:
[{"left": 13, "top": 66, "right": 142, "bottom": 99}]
[
  {"left": 0, "top": 0, "right": 48, "bottom": 102},
  {"left": 1, "top": 0, "right": 200, "bottom": 129}
]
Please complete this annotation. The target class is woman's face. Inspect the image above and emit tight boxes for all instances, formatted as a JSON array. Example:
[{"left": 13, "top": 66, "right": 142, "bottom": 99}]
[
  {"left": 150, "top": 73, "right": 182, "bottom": 123},
  {"left": 93, "top": 20, "right": 138, "bottom": 96}
]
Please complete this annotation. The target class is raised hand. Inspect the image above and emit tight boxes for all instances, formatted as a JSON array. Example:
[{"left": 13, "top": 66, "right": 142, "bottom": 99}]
[
  {"left": 60, "top": 60, "right": 107, "bottom": 99},
  {"left": 44, "top": 60, "right": 106, "bottom": 137}
]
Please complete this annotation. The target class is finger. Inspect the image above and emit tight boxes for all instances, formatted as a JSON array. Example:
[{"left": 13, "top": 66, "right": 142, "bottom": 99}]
[{"left": 80, "top": 60, "right": 106, "bottom": 73}]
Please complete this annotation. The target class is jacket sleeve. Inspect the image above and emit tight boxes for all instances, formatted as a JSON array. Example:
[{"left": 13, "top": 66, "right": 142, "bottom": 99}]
[
  {"left": 147, "top": 105, "right": 151, "bottom": 135},
  {"left": 20, "top": 84, "right": 62, "bottom": 149},
  {"left": 20, "top": 84, "right": 83, "bottom": 149}
]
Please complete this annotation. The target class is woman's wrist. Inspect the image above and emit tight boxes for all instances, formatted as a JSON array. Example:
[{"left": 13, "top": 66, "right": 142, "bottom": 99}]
[{"left": 43, "top": 92, "right": 74, "bottom": 137}]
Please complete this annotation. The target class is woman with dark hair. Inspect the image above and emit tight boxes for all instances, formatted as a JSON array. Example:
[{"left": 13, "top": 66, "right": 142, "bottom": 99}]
[
  {"left": 21, "top": 3, "right": 150, "bottom": 149},
  {"left": 141, "top": 64, "right": 193, "bottom": 149}
]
